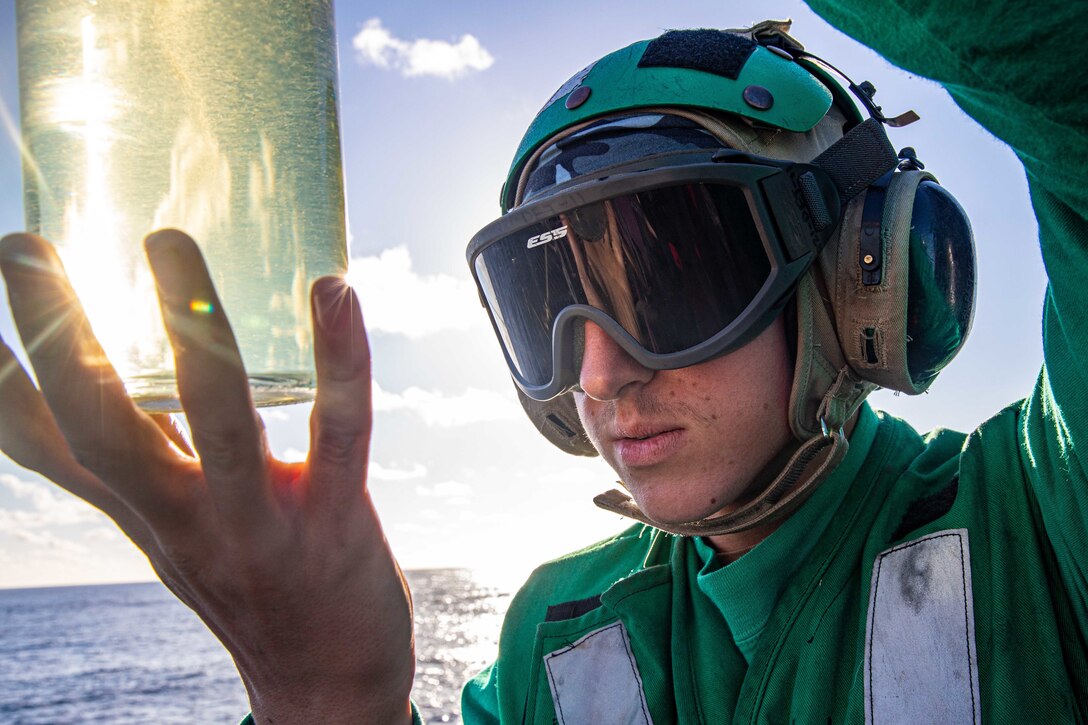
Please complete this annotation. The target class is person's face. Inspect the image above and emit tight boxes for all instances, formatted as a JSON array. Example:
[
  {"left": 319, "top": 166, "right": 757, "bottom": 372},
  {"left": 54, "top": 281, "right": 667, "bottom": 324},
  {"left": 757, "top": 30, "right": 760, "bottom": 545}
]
[{"left": 574, "top": 317, "right": 794, "bottom": 525}]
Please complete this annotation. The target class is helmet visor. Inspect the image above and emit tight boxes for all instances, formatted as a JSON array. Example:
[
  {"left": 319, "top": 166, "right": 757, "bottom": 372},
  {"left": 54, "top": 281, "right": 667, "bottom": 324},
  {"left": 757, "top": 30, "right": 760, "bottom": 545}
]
[{"left": 468, "top": 155, "right": 840, "bottom": 400}]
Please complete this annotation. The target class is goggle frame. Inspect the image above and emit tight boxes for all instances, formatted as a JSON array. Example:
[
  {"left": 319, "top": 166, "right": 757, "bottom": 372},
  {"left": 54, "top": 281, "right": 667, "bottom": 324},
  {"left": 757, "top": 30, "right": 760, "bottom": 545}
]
[{"left": 466, "top": 150, "right": 843, "bottom": 401}]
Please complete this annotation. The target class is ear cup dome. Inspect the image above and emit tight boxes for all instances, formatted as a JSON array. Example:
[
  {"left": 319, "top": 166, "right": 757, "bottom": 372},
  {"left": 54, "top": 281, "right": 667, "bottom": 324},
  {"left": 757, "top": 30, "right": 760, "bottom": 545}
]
[{"left": 904, "top": 181, "right": 976, "bottom": 388}]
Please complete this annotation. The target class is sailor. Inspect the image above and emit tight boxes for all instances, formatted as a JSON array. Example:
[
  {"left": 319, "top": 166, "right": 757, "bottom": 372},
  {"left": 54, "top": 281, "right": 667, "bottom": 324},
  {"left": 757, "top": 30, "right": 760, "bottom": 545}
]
[{"left": 0, "top": 0, "right": 1084, "bottom": 721}]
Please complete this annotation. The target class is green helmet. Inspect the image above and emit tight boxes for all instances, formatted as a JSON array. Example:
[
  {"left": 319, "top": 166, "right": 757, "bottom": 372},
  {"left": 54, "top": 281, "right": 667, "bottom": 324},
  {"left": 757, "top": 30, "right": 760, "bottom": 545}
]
[{"left": 501, "top": 22, "right": 848, "bottom": 212}]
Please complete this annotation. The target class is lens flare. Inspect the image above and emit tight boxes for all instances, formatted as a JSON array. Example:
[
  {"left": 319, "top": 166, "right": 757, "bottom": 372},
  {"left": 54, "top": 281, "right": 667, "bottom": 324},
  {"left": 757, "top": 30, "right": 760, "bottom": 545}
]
[{"left": 189, "top": 300, "right": 214, "bottom": 315}]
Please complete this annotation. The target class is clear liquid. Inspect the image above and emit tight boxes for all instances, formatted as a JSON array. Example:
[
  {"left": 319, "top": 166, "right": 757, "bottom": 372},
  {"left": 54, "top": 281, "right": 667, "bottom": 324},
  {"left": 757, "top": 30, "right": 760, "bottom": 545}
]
[{"left": 16, "top": 0, "right": 347, "bottom": 410}]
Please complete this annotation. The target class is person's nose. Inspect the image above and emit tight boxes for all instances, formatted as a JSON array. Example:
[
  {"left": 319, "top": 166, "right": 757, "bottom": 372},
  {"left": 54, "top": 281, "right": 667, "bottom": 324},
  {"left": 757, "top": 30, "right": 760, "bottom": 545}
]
[{"left": 578, "top": 321, "right": 654, "bottom": 401}]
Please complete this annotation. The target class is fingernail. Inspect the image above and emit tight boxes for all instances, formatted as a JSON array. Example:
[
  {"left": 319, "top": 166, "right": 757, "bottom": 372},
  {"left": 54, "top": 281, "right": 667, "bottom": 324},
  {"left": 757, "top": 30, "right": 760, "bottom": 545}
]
[
  {"left": 0, "top": 234, "right": 61, "bottom": 277},
  {"left": 313, "top": 277, "right": 356, "bottom": 335},
  {"left": 144, "top": 230, "right": 207, "bottom": 309},
  {"left": 144, "top": 228, "right": 192, "bottom": 252},
  {"left": 144, "top": 230, "right": 185, "bottom": 273},
  {"left": 0, "top": 233, "right": 31, "bottom": 262}
]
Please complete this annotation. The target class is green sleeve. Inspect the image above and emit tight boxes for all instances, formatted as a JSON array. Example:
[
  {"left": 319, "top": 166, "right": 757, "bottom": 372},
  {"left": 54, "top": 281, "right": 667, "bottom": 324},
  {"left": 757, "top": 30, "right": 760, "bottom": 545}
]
[
  {"left": 460, "top": 663, "right": 502, "bottom": 724},
  {"left": 804, "top": 0, "right": 1088, "bottom": 619}
]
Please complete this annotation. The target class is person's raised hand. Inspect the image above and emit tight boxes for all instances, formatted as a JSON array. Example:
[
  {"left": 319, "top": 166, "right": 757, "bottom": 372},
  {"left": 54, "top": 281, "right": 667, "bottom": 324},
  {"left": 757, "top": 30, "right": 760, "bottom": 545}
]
[{"left": 0, "top": 230, "right": 414, "bottom": 724}]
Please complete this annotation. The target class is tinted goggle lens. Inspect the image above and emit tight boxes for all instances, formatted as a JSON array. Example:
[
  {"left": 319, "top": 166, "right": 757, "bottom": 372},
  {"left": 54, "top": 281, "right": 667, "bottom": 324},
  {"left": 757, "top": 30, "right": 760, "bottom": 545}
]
[{"left": 473, "top": 182, "right": 773, "bottom": 391}]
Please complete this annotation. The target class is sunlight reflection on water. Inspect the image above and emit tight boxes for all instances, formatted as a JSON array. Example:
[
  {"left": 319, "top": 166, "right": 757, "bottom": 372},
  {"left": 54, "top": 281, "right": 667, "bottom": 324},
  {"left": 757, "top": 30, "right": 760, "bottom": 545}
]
[{"left": 406, "top": 568, "right": 512, "bottom": 723}]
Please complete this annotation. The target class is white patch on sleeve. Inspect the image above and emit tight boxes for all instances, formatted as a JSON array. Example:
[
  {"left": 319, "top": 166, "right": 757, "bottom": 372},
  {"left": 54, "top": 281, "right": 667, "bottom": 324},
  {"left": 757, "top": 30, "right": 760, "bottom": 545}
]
[
  {"left": 865, "top": 528, "right": 981, "bottom": 724},
  {"left": 543, "top": 621, "right": 653, "bottom": 725}
]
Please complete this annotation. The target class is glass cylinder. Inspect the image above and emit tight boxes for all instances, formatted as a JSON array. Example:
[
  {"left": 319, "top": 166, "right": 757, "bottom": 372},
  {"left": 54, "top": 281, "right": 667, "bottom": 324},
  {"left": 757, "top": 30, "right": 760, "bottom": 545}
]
[{"left": 15, "top": 0, "right": 348, "bottom": 410}]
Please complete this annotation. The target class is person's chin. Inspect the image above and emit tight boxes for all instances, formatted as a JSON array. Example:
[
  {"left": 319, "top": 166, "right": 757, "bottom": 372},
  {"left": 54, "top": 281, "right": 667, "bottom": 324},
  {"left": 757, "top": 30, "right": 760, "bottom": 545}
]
[{"left": 625, "top": 482, "right": 733, "bottom": 526}]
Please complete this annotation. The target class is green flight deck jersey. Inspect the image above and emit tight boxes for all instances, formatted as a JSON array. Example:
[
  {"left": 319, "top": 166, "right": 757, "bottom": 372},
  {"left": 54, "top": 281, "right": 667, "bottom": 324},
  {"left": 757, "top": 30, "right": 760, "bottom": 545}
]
[{"left": 456, "top": 0, "right": 1088, "bottom": 722}]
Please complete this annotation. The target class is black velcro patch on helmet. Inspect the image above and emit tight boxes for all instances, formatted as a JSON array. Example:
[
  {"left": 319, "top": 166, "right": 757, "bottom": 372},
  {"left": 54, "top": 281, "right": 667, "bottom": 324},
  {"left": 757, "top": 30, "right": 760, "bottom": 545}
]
[{"left": 638, "top": 29, "right": 757, "bottom": 80}]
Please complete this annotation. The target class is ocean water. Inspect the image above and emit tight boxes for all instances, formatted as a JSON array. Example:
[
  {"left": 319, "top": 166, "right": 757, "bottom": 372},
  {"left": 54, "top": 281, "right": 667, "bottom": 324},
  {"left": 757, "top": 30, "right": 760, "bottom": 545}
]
[{"left": 0, "top": 570, "right": 511, "bottom": 724}]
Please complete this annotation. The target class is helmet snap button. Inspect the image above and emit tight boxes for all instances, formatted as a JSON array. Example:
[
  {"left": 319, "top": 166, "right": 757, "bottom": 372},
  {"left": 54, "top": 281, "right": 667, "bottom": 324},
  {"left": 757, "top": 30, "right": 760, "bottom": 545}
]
[
  {"left": 743, "top": 85, "right": 774, "bottom": 111},
  {"left": 566, "top": 85, "right": 592, "bottom": 110}
]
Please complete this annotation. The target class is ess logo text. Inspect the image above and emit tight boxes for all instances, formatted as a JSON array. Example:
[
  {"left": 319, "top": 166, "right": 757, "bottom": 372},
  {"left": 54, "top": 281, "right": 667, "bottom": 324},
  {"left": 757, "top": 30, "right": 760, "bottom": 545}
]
[{"left": 526, "top": 225, "right": 568, "bottom": 248}]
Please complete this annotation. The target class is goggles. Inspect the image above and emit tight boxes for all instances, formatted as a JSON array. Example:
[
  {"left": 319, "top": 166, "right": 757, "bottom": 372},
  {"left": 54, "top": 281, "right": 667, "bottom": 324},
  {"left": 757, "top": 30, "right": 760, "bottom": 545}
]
[{"left": 467, "top": 150, "right": 843, "bottom": 401}]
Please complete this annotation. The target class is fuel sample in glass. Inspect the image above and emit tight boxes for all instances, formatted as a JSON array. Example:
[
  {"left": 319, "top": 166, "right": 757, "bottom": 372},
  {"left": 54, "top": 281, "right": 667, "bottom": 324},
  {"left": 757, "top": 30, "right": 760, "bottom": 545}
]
[{"left": 15, "top": 0, "right": 349, "bottom": 409}]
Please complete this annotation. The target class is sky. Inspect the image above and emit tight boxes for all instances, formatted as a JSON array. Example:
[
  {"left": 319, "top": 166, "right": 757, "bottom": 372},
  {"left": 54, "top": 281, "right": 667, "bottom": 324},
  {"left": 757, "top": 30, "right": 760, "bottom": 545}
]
[{"left": 0, "top": 0, "right": 1045, "bottom": 590}]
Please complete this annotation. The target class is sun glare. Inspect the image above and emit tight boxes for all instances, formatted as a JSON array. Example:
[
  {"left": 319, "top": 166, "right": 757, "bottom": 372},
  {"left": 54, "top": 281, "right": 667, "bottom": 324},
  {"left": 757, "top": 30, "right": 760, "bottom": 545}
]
[{"left": 38, "top": 14, "right": 169, "bottom": 378}]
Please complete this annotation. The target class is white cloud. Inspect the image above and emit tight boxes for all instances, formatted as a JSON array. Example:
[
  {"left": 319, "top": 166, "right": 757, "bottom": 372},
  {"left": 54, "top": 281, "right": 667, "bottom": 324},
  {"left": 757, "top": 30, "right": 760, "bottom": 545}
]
[
  {"left": 415, "top": 480, "right": 473, "bottom": 508},
  {"left": 274, "top": 448, "right": 429, "bottom": 482},
  {"left": 353, "top": 18, "right": 494, "bottom": 79},
  {"left": 393, "top": 521, "right": 429, "bottom": 535},
  {"left": 0, "top": 519, "right": 87, "bottom": 555},
  {"left": 346, "top": 246, "right": 481, "bottom": 339},
  {"left": 0, "top": 474, "right": 99, "bottom": 526},
  {"left": 260, "top": 408, "right": 291, "bottom": 422},
  {"left": 0, "top": 473, "right": 114, "bottom": 563},
  {"left": 84, "top": 527, "right": 122, "bottom": 542},
  {"left": 416, "top": 480, "right": 473, "bottom": 498},
  {"left": 372, "top": 381, "right": 520, "bottom": 427},
  {"left": 370, "top": 461, "right": 429, "bottom": 481},
  {"left": 281, "top": 447, "right": 308, "bottom": 463}
]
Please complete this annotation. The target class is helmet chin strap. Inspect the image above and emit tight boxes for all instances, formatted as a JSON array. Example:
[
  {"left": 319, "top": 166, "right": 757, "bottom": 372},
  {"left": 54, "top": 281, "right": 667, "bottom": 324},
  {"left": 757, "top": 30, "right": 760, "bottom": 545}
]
[{"left": 593, "top": 368, "right": 859, "bottom": 537}]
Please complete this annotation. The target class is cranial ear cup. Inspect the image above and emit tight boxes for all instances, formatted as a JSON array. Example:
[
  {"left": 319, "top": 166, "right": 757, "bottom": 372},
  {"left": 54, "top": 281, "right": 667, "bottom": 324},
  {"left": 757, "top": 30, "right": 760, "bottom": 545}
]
[{"left": 833, "top": 169, "right": 976, "bottom": 394}]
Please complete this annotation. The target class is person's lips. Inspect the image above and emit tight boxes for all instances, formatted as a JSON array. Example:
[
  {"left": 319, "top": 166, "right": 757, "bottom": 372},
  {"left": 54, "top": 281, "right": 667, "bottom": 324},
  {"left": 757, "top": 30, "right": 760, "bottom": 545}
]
[{"left": 610, "top": 423, "right": 685, "bottom": 467}]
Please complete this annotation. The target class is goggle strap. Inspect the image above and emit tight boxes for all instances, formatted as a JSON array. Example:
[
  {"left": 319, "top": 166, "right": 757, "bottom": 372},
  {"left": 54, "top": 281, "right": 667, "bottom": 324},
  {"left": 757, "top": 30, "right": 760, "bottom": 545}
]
[
  {"left": 811, "top": 117, "right": 900, "bottom": 200},
  {"left": 593, "top": 428, "right": 848, "bottom": 537}
]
